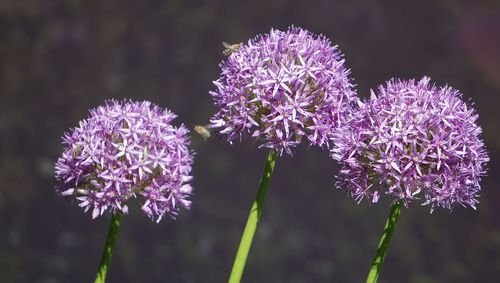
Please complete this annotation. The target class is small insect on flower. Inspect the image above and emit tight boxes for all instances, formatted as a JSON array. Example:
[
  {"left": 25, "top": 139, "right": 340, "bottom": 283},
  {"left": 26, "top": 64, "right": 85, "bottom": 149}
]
[
  {"left": 222, "top": 42, "right": 242, "bottom": 56},
  {"left": 55, "top": 99, "right": 194, "bottom": 222},
  {"left": 194, "top": 124, "right": 211, "bottom": 140}
]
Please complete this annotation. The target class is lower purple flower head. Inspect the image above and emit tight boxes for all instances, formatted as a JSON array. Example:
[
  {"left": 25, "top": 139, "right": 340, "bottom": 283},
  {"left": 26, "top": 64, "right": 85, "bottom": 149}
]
[
  {"left": 55, "top": 100, "right": 194, "bottom": 222},
  {"left": 331, "top": 77, "right": 488, "bottom": 211},
  {"left": 210, "top": 26, "right": 356, "bottom": 155}
]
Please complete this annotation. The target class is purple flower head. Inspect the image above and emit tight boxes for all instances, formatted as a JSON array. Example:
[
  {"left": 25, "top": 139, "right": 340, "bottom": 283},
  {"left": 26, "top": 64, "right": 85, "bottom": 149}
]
[
  {"left": 331, "top": 77, "right": 489, "bottom": 211},
  {"left": 55, "top": 100, "right": 194, "bottom": 222},
  {"left": 210, "top": 26, "right": 356, "bottom": 155}
]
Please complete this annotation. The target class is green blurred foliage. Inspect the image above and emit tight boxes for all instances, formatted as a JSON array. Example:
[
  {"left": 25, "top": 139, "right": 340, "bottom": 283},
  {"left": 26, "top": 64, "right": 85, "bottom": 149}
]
[{"left": 1, "top": 0, "right": 499, "bottom": 282}]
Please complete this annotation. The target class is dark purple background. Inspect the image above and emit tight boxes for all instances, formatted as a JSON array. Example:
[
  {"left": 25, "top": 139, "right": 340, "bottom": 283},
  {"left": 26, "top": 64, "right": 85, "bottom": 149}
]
[{"left": 1, "top": 1, "right": 499, "bottom": 282}]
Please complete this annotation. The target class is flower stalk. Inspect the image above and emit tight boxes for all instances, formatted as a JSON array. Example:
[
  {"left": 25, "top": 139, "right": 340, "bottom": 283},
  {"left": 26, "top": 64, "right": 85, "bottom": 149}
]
[
  {"left": 228, "top": 150, "right": 277, "bottom": 283},
  {"left": 95, "top": 213, "right": 122, "bottom": 283},
  {"left": 366, "top": 201, "right": 402, "bottom": 283}
]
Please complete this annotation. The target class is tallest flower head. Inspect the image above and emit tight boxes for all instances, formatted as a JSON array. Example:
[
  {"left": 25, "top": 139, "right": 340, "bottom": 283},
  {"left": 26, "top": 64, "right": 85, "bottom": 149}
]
[{"left": 210, "top": 27, "right": 356, "bottom": 155}]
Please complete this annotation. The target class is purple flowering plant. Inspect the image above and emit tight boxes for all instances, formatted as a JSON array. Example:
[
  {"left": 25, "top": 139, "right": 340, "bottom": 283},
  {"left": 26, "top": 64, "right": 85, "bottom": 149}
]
[
  {"left": 55, "top": 99, "right": 193, "bottom": 282},
  {"left": 331, "top": 77, "right": 489, "bottom": 282},
  {"left": 209, "top": 26, "right": 356, "bottom": 282}
]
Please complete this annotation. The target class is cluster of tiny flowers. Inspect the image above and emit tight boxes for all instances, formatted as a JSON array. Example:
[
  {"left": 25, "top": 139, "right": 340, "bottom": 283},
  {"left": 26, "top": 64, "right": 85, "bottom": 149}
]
[
  {"left": 55, "top": 100, "right": 194, "bottom": 222},
  {"left": 210, "top": 26, "right": 356, "bottom": 155},
  {"left": 331, "top": 77, "right": 488, "bottom": 211}
]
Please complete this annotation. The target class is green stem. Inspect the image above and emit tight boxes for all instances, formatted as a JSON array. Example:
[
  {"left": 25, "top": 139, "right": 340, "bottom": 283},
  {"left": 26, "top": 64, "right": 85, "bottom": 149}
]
[
  {"left": 228, "top": 150, "right": 277, "bottom": 283},
  {"left": 94, "top": 213, "right": 122, "bottom": 283},
  {"left": 366, "top": 201, "right": 402, "bottom": 283}
]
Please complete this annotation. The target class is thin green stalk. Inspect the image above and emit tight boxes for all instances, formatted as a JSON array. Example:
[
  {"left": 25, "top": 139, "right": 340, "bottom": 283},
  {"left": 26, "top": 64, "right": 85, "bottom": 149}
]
[
  {"left": 366, "top": 201, "right": 402, "bottom": 283},
  {"left": 95, "top": 213, "right": 122, "bottom": 283},
  {"left": 228, "top": 150, "right": 277, "bottom": 283}
]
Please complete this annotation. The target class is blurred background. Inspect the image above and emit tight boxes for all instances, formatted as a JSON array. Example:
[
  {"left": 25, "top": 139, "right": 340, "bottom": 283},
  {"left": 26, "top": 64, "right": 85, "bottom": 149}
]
[{"left": 1, "top": 0, "right": 499, "bottom": 282}]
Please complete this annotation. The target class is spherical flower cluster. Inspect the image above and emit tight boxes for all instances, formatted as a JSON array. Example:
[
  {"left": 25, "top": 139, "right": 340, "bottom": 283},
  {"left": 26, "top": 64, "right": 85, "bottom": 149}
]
[
  {"left": 331, "top": 77, "right": 488, "bottom": 211},
  {"left": 210, "top": 26, "right": 356, "bottom": 155},
  {"left": 55, "top": 100, "right": 194, "bottom": 222}
]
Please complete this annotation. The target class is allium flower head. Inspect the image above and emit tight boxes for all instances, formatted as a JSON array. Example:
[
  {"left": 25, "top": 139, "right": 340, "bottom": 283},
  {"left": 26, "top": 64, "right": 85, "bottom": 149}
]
[
  {"left": 210, "top": 26, "right": 356, "bottom": 155},
  {"left": 55, "top": 100, "right": 194, "bottom": 222},
  {"left": 331, "top": 77, "right": 488, "bottom": 211}
]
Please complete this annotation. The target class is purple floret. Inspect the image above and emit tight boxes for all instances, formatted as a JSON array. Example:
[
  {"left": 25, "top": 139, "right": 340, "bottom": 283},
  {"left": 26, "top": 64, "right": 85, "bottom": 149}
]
[
  {"left": 55, "top": 100, "right": 194, "bottom": 222},
  {"left": 210, "top": 26, "right": 356, "bottom": 155},
  {"left": 331, "top": 77, "right": 489, "bottom": 211}
]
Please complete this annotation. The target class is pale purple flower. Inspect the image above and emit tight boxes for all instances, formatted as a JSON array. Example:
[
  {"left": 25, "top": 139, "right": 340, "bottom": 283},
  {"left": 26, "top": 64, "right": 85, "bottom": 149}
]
[
  {"left": 331, "top": 77, "right": 489, "bottom": 211},
  {"left": 210, "top": 26, "right": 356, "bottom": 155},
  {"left": 55, "top": 100, "right": 194, "bottom": 222}
]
